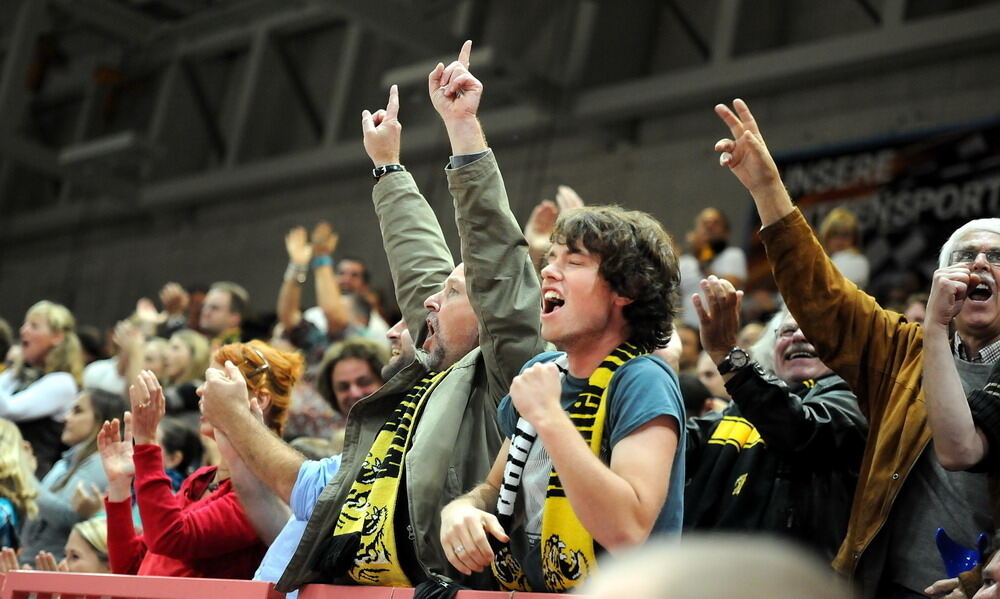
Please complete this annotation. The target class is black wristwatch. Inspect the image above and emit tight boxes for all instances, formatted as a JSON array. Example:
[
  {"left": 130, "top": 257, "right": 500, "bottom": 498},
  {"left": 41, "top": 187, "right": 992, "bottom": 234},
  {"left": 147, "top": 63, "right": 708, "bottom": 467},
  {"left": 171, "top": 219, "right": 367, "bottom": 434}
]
[
  {"left": 717, "top": 346, "right": 751, "bottom": 375},
  {"left": 373, "top": 164, "right": 406, "bottom": 182}
]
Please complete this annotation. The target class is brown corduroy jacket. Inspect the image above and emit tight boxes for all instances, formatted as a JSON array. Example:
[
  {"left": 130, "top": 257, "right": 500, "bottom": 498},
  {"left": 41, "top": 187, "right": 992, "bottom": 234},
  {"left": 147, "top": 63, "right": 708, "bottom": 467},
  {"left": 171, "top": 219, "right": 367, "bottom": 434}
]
[{"left": 761, "top": 209, "right": 933, "bottom": 578}]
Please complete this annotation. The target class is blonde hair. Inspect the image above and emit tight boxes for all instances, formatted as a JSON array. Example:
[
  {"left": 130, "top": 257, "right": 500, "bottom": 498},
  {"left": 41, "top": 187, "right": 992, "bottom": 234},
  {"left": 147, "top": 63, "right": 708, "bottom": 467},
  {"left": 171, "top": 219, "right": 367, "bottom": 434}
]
[
  {"left": 0, "top": 419, "right": 38, "bottom": 520},
  {"left": 20, "top": 301, "right": 84, "bottom": 385},
  {"left": 72, "top": 516, "right": 108, "bottom": 561},
  {"left": 213, "top": 340, "right": 304, "bottom": 437},
  {"left": 818, "top": 207, "right": 861, "bottom": 252},
  {"left": 170, "top": 330, "right": 211, "bottom": 385}
]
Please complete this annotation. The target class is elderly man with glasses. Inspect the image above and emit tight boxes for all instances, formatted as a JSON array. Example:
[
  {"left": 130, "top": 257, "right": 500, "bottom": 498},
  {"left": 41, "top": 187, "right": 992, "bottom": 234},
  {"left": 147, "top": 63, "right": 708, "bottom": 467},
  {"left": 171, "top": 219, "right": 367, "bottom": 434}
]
[{"left": 710, "top": 98, "right": 997, "bottom": 599}]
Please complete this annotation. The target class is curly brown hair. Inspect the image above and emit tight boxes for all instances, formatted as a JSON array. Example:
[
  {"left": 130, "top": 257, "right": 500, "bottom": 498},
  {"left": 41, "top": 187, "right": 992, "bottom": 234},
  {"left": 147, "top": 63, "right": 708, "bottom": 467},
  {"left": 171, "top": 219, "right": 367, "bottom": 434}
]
[{"left": 552, "top": 206, "right": 679, "bottom": 352}]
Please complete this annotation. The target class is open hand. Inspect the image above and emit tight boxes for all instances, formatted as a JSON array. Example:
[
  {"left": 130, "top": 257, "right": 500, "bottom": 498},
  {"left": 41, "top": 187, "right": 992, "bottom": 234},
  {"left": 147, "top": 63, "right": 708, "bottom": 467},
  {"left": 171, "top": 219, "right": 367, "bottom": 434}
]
[
  {"left": 361, "top": 84, "right": 401, "bottom": 167},
  {"left": 714, "top": 99, "right": 782, "bottom": 195},
  {"left": 159, "top": 282, "right": 189, "bottom": 316},
  {"left": 285, "top": 227, "right": 312, "bottom": 267},
  {"left": 97, "top": 416, "right": 134, "bottom": 485},
  {"left": 311, "top": 221, "right": 339, "bottom": 256},
  {"left": 130, "top": 370, "right": 165, "bottom": 445},
  {"left": 555, "top": 185, "right": 584, "bottom": 212}
]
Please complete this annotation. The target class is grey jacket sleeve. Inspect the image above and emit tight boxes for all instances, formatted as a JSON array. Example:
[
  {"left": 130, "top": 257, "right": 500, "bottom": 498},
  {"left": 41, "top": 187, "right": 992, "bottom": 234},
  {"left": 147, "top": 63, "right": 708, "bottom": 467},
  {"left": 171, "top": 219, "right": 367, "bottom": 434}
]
[
  {"left": 446, "top": 151, "right": 545, "bottom": 402},
  {"left": 373, "top": 171, "right": 456, "bottom": 345},
  {"left": 35, "top": 454, "right": 107, "bottom": 530}
]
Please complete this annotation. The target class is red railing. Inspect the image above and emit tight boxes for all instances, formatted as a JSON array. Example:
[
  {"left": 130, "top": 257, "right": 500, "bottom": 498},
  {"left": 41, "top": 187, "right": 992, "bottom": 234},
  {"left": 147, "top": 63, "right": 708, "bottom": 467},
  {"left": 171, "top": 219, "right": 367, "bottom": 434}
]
[{"left": 0, "top": 571, "right": 587, "bottom": 599}]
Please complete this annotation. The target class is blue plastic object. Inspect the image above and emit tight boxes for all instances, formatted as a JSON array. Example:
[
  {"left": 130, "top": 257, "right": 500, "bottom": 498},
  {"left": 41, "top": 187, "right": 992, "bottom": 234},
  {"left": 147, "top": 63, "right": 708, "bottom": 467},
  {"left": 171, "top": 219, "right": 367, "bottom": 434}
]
[{"left": 936, "top": 527, "right": 991, "bottom": 578}]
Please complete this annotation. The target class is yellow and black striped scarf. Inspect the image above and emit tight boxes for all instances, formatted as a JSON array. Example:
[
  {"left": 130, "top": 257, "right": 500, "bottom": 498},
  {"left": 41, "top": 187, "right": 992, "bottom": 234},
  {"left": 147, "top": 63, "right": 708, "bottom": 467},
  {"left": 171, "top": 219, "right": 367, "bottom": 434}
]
[
  {"left": 333, "top": 368, "right": 450, "bottom": 586},
  {"left": 492, "top": 343, "right": 642, "bottom": 592}
]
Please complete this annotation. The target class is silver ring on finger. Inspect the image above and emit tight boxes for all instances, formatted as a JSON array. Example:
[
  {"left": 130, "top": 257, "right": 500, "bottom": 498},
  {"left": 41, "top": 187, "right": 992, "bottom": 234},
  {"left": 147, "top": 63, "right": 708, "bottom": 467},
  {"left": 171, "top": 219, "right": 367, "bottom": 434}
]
[
  {"left": 140, "top": 401, "right": 151, "bottom": 408},
  {"left": 454, "top": 545, "right": 465, "bottom": 555}
]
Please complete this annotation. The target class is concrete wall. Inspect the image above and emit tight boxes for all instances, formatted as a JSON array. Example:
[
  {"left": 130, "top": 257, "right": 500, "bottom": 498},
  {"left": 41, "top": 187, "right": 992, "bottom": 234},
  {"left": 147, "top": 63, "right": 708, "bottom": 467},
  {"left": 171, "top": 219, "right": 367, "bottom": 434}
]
[{"left": 3, "top": 46, "right": 1000, "bottom": 330}]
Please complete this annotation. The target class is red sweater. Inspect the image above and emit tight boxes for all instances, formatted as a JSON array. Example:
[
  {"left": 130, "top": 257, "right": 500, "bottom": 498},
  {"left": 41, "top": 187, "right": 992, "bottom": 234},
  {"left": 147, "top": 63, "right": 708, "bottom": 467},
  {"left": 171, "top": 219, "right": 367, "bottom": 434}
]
[{"left": 105, "top": 443, "right": 266, "bottom": 579}]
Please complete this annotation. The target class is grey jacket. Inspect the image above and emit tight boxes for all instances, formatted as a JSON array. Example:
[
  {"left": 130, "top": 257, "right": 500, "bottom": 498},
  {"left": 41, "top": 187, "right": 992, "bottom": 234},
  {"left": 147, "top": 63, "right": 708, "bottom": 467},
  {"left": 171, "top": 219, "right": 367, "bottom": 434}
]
[{"left": 277, "top": 152, "right": 544, "bottom": 591}]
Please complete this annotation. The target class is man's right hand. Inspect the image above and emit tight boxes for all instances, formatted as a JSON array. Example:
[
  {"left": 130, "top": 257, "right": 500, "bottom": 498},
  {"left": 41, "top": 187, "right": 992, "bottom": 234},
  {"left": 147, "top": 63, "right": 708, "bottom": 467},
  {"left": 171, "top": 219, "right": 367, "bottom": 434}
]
[
  {"left": 439, "top": 500, "right": 508, "bottom": 576},
  {"left": 928, "top": 266, "right": 976, "bottom": 332},
  {"left": 692, "top": 275, "right": 743, "bottom": 362},
  {"left": 200, "top": 361, "right": 251, "bottom": 433},
  {"left": 361, "top": 84, "right": 401, "bottom": 168}
]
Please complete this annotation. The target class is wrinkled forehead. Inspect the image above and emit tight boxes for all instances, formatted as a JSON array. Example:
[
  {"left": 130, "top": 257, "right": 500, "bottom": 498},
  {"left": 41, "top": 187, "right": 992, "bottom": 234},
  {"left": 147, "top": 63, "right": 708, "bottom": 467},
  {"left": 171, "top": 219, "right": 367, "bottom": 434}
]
[
  {"left": 446, "top": 263, "right": 466, "bottom": 287},
  {"left": 956, "top": 230, "right": 1000, "bottom": 251}
]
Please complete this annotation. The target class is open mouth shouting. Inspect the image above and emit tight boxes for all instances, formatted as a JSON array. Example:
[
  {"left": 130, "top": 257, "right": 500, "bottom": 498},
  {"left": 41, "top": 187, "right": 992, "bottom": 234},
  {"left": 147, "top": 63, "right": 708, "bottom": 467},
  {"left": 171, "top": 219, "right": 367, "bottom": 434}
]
[
  {"left": 542, "top": 290, "right": 565, "bottom": 316},
  {"left": 968, "top": 278, "right": 995, "bottom": 303},
  {"left": 423, "top": 315, "right": 438, "bottom": 350}
]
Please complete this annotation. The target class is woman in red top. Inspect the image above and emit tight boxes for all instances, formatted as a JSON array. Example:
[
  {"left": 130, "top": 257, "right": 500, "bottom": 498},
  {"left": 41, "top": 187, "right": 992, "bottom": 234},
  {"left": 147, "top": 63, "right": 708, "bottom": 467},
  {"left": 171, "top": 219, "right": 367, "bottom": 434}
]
[{"left": 99, "top": 340, "right": 304, "bottom": 578}]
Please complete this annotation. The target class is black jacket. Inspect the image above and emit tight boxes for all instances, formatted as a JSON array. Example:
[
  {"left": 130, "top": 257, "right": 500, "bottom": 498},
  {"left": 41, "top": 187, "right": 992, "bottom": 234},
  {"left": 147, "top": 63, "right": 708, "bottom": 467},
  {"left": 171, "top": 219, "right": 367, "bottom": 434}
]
[{"left": 684, "top": 368, "right": 867, "bottom": 561}]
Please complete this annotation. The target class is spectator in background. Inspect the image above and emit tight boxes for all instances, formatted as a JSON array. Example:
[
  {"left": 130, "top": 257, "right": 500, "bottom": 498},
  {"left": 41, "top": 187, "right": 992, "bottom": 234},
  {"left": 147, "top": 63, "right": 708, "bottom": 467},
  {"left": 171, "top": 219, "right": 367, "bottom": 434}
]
[
  {"left": 698, "top": 351, "right": 730, "bottom": 403},
  {"left": 156, "top": 282, "right": 191, "bottom": 339},
  {"left": 101, "top": 340, "right": 303, "bottom": 579},
  {"left": 161, "top": 330, "right": 211, "bottom": 421},
  {"left": 156, "top": 417, "right": 204, "bottom": 492},
  {"left": 0, "top": 301, "right": 84, "bottom": 476},
  {"left": 0, "top": 319, "right": 11, "bottom": 375},
  {"left": 200, "top": 282, "right": 249, "bottom": 349},
  {"left": 315, "top": 338, "right": 388, "bottom": 417},
  {"left": 278, "top": 223, "right": 356, "bottom": 365},
  {"left": 679, "top": 372, "right": 714, "bottom": 419},
  {"left": 679, "top": 207, "right": 747, "bottom": 328},
  {"left": 675, "top": 322, "right": 701, "bottom": 373},
  {"left": 684, "top": 279, "right": 866, "bottom": 561},
  {"left": 903, "top": 293, "right": 928, "bottom": 325},
  {"left": 0, "top": 419, "right": 37, "bottom": 551},
  {"left": 820, "top": 207, "right": 870, "bottom": 290},
  {"left": 76, "top": 325, "right": 106, "bottom": 366},
  {"left": 19, "top": 389, "right": 125, "bottom": 561},
  {"left": 335, "top": 256, "right": 391, "bottom": 340},
  {"left": 61, "top": 515, "right": 109, "bottom": 573}
]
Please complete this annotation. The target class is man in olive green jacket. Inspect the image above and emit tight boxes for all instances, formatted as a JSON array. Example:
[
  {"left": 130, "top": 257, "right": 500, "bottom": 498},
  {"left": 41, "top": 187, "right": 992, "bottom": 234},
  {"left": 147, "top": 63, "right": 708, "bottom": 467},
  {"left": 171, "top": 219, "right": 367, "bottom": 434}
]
[
  {"left": 712, "top": 99, "right": 995, "bottom": 598},
  {"left": 274, "top": 44, "right": 543, "bottom": 590}
]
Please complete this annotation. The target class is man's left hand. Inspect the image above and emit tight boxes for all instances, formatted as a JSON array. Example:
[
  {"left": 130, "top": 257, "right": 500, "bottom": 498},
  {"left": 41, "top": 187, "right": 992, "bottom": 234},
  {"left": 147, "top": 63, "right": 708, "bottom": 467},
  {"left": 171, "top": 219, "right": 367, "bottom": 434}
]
[{"left": 693, "top": 275, "right": 743, "bottom": 362}]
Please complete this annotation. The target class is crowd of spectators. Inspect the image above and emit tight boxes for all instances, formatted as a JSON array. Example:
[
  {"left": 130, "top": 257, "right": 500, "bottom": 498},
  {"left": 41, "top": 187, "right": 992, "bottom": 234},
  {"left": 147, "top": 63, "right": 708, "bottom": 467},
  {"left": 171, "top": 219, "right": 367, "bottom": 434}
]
[{"left": 0, "top": 38, "right": 997, "bottom": 599}]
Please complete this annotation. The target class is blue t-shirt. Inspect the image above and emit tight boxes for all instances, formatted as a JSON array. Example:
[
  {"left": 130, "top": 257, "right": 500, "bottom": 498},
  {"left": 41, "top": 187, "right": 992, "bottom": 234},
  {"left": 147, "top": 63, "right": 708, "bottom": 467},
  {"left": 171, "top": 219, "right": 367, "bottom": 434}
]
[
  {"left": 254, "top": 454, "right": 341, "bottom": 597},
  {"left": 497, "top": 351, "right": 685, "bottom": 539}
]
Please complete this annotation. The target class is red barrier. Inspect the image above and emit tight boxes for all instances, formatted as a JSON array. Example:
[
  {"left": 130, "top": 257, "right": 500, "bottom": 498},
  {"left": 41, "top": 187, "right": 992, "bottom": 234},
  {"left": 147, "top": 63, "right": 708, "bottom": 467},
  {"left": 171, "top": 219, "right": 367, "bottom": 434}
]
[
  {"left": 0, "top": 571, "right": 589, "bottom": 599},
  {"left": 0, "top": 570, "right": 283, "bottom": 599}
]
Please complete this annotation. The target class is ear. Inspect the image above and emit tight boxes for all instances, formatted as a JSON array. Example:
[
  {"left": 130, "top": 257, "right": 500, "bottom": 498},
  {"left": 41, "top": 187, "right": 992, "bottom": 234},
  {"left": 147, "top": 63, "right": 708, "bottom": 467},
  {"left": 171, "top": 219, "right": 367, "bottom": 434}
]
[
  {"left": 51, "top": 330, "right": 66, "bottom": 346},
  {"left": 612, "top": 293, "right": 634, "bottom": 308},
  {"left": 254, "top": 390, "right": 272, "bottom": 413},
  {"left": 163, "top": 450, "right": 184, "bottom": 470}
]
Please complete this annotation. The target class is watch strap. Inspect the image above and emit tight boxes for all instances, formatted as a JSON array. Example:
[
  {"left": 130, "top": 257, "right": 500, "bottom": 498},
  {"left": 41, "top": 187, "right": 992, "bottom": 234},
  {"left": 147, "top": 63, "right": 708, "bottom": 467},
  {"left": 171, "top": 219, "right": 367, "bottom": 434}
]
[{"left": 373, "top": 164, "right": 406, "bottom": 182}]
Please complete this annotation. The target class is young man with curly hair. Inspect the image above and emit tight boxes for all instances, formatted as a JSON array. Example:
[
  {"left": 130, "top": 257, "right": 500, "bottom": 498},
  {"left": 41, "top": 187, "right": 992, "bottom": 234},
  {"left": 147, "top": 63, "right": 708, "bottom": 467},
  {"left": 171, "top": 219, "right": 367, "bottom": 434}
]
[{"left": 439, "top": 205, "right": 686, "bottom": 593}]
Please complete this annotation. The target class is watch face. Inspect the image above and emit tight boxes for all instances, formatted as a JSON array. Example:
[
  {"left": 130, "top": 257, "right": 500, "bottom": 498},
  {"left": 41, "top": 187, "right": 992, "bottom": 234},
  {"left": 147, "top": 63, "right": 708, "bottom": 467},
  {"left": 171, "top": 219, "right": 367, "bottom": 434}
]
[{"left": 730, "top": 348, "right": 749, "bottom": 368}]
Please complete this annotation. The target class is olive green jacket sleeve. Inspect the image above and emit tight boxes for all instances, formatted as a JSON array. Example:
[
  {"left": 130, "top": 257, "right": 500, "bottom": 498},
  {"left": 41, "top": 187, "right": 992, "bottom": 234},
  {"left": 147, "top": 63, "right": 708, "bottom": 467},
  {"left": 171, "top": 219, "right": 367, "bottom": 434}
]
[
  {"left": 447, "top": 150, "right": 545, "bottom": 403},
  {"left": 373, "top": 170, "right": 455, "bottom": 345}
]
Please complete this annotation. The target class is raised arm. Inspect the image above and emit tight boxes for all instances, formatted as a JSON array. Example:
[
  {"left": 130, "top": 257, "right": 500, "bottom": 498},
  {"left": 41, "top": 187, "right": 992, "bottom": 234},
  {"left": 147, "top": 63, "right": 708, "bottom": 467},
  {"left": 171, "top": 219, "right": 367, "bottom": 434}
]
[
  {"left": 216, "top": 427, "right": 290, "bottom": 545},
  {"left": 431, "top": 40, "right": 545, "bottom": 400},
  {"left": 276, "top": 227, "right": 311, "bottom": 331},
  {"left": 311, "top": 221, "right": 351, "bottom": 336},
  {"left": 923, "top": 265, "right": 991, "bottom": 470},
  {"left": 714, "top": 100, "right": 916, "bottom": 412},
  {"left": 362, "top": 84, "right": 454, "bottom": 345}
]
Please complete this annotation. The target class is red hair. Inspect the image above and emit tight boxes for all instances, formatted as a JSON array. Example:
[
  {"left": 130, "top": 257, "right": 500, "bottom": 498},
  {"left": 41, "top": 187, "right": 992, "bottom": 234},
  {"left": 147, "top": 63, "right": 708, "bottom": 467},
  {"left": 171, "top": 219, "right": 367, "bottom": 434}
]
[{"left": 213, "top": 340, "right": 304, "bottom": 437}]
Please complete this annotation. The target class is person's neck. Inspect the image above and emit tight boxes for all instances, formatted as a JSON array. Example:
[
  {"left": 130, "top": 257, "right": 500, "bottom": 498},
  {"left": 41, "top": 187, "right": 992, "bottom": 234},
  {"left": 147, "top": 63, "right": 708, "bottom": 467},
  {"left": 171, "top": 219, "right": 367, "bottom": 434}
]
[
  {"left": 562, "top": 329, "right": 629, "bottom": 379},
  {"left": 957, "top": 327, "right": 1000, "bottom": 357}
]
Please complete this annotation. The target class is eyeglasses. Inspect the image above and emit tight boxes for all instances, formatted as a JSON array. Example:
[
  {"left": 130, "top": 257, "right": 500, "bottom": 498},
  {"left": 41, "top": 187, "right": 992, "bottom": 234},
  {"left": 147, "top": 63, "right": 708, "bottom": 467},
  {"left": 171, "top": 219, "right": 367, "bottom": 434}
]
[
  {"left": 244, "top": 347, "right": 270, "bottom": 379},
  {"left": 949, "top": 249, "right": 1000, "bottom": 266}
]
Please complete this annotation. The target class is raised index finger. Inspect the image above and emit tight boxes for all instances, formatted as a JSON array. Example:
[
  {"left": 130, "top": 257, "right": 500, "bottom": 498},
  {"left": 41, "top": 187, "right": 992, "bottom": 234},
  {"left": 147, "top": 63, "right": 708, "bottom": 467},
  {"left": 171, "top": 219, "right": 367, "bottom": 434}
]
[
  {"left": 714, "top": 103, "right": 745, "bottom": 138},
  {"left": 386, "top": 84, "right": 399, "bottom": 121},
  {"left": 458, "top": 39, "right": 472, "bottom": 68}
]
